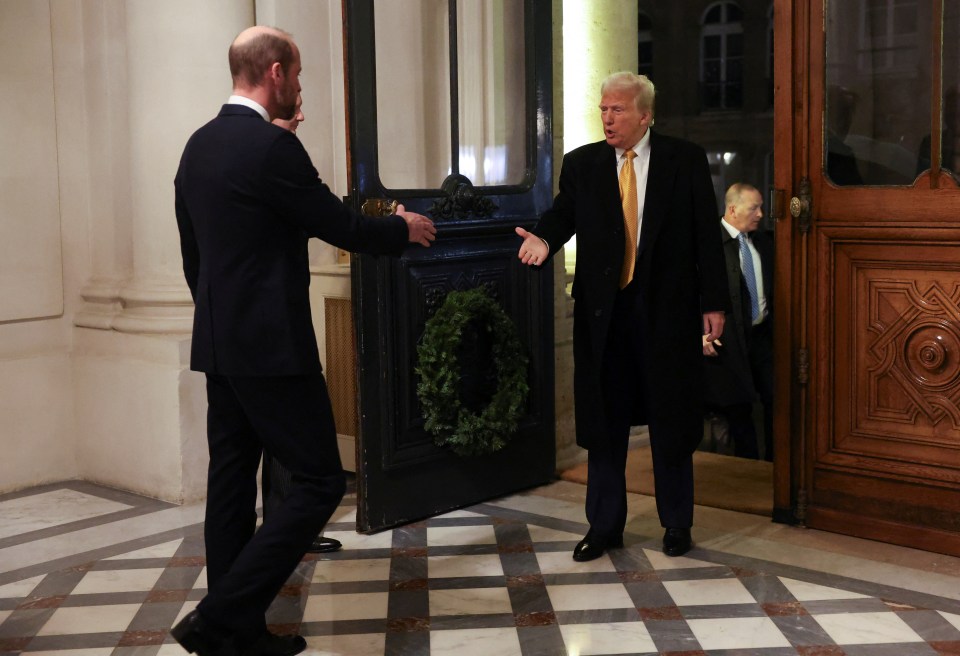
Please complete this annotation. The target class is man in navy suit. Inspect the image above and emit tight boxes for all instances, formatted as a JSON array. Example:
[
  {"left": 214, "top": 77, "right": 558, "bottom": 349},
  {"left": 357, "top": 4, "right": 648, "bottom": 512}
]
[
  {"left": 171, "top": 26, "right": 435, "bottom": 656},
  {"left": 703, "top": 183, "right": 774, "bottom": 461},
  {"left": 516, "top": 72, "right": 727, "bottom": 561}
]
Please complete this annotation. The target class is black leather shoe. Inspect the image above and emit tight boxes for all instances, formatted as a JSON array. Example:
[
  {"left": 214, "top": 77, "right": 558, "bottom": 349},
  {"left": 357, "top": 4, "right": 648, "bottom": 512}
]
[
  {"left": 307, "top": 535, "right": 342, "bottom": 554},
  {"left": 170, "top": 609, "right": 236, "bottom": 656},
  {"left": 572, "top": 531, "right": 624, "bottom": 562},
  {"left": 242, "top": 631, "right": 307, "bottom": 656},
  {"left": 662, "top": 528, "right": 692, "bottom": 557}
]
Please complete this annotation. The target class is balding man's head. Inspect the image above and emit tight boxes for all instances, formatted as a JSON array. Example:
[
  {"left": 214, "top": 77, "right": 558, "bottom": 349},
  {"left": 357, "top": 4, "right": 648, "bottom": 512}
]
[{"left": 229, "top": 26, "right": 295, "bottom": 89}]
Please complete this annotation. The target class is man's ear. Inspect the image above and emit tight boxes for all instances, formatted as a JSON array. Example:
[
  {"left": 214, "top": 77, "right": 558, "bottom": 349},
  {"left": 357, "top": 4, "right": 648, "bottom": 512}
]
[{"left": 268, "top": 61, "right": 283, "bottom": 84}]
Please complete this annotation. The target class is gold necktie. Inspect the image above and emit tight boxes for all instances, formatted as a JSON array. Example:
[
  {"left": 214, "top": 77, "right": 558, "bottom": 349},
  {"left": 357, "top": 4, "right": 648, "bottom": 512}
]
[{"left": 619, "top": 150, "right": 638, "bottom": 288}]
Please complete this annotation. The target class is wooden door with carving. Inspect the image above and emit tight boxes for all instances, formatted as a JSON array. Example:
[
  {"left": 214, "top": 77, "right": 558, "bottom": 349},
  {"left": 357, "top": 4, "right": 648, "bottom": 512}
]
[{"left": 778, "top": 0, "right": 960, "bottom": 554}]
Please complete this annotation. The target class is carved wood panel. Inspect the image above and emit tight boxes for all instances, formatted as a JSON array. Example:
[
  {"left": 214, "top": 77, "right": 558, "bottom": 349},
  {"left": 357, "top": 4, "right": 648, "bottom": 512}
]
[{"left": 816, "top": 228, "right": 960, "bottom": 521}]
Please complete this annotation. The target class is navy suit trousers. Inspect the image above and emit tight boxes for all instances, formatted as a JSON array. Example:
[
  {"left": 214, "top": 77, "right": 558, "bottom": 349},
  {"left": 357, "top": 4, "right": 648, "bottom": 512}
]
[{"left": 198, "top": 373, "right": 345, "bottom": 638}]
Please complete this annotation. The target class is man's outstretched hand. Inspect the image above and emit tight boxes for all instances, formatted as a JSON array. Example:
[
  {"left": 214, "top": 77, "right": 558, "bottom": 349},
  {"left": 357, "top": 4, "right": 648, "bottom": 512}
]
[{"left": 398, "top": 204, "right": 437, "bottom": 247}]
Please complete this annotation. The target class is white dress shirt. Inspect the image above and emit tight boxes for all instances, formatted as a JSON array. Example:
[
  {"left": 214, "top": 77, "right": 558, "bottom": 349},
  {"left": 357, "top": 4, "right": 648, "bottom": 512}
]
[{"left": 227, "top": 94, "right": 269, "bottom": 122}]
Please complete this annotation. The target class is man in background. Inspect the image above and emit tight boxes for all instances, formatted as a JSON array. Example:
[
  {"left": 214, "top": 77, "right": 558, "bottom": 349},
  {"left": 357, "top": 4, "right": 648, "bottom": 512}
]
[
  {"left": 262, "top": 94, "right": 342, "bottom": 555},
  {"left": 703, "top": 183, "right": 774, "bottom": 461}
]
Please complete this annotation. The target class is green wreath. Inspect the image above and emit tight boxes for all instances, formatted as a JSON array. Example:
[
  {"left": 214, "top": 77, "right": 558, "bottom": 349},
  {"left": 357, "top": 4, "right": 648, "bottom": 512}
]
[{"left": 415, "top": 287, "right": 529, "bottom": 456}]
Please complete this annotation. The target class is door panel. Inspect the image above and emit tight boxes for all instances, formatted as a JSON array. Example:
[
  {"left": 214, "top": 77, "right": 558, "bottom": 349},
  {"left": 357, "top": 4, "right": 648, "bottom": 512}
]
[
  {"left": 344, "top": 0, "right": 555, "bottom": 532},
  {"left": 784, "top": 0, "right": 960, "bottom": 554}
]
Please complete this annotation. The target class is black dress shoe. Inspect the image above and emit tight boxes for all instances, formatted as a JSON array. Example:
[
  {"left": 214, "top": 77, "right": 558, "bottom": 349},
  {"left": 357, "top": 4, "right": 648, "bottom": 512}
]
[
  {"left": 662, "top": 528, "right": 692, "bottom": 557},
  {"left": 242, "top": 631, "right": 307, "bottom": 656},
  {"left": 170, "top": 609, "right": 237, "bottom": 656},
  {"left": 307, "top": 535, "right": 342, "bottom": 554},
  {"left": 572, "top": 531, "right": 624, "bottom": 562}
]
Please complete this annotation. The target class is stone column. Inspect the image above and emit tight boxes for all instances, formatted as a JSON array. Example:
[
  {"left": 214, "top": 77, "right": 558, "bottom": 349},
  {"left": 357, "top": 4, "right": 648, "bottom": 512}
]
[
  {"left": 562, "top": 0, "right": 638, "bottom": 147},
  {"left": 555, "top": 0, "right": 638, "bottom": 468},
  {"left": 78, "top": 0, "right": 253, "bottom": 334}
]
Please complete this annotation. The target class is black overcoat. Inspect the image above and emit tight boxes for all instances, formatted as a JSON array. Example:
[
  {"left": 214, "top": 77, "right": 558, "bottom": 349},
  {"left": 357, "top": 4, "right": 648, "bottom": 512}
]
[
  {"left": 534, "top": 132, "right": 729, "bottom": 460},
  {"left": 704, "top": 227, "right": 774, "bottom": 407}
]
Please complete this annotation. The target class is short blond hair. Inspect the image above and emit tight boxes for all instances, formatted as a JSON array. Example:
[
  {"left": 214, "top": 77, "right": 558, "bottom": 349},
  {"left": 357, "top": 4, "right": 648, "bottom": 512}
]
[
  {"left": 600, "top": 72, "right": 656, "bottom": 116},
  {"left": 725, "top": 183, "right": 760, "bottom": 209}
]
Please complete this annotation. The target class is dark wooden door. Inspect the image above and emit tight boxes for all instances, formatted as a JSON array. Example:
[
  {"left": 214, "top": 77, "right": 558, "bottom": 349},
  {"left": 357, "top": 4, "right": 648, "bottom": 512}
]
[
  {"left": 343, "top": 0, "right": 556, "bottom": 532},
  {"left": 777, "top": 0, "right": 960, "bottom": 554}
]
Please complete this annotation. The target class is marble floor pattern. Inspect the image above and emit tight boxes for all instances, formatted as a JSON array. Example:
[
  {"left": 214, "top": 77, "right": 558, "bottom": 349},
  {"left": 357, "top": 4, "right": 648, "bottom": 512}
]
[{"left": 2, "top": 480, "right": 960, "bottom": 655}]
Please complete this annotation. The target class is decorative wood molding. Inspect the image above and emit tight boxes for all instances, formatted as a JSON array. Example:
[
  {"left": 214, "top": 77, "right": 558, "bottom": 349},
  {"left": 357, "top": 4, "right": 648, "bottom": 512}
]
[{"left": 428, "top": 174, "right": 499, "bottom": 221}]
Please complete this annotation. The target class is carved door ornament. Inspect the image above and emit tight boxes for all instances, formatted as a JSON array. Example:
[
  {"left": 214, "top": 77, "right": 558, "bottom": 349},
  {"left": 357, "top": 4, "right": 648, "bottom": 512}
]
[{"left": 428, "top": 174, "right": 499, "bottom": 221}]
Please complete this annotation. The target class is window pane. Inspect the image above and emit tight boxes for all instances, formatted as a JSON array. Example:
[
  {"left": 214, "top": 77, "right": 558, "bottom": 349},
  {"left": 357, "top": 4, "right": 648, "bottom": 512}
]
[
  {"left": 704, "top": 34, "right": 721, "bottom": 57},
  {"left": 727, "top": 4, "right": 743, "bottom": 21},
  {"left": 456, "top": 0, "right": 527, "bottom": 186},
  {"left": 705, "top": 5, "right": 722, "bottom": 23},
  {"left": 943, "top": 0, "right": 960, "bottom": 183},
  {"left": 375, "top": 0, "right": 451, "bottom": 189},
  {"left": 824, "top": 0, "right": 932, "bottom": 186},
  {"left": 727, "top": 32, "right": 744, "bottom": 56}
]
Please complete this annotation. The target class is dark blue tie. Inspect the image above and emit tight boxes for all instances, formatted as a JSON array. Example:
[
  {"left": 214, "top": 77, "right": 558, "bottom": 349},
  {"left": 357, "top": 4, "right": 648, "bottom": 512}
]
[{"left": 738, "top": 233, "right": 760, "bottom": 323}]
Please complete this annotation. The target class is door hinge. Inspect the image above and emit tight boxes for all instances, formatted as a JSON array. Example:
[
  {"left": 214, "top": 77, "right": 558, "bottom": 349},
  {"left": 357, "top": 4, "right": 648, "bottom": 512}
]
[{"left": 769, "top": 188, "right": 786, "bottom": 221}]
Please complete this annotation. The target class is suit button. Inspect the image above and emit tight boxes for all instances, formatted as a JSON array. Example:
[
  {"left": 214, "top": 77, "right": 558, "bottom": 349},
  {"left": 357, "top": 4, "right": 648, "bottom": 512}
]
[{"left": 594, "top": 309, "right": 602, "bottom": 317}]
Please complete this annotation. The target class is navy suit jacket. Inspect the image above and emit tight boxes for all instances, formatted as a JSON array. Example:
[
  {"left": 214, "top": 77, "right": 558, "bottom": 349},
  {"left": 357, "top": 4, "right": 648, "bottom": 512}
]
[{"left": 175, "top": 104, "right": 407, "bottom": 376}]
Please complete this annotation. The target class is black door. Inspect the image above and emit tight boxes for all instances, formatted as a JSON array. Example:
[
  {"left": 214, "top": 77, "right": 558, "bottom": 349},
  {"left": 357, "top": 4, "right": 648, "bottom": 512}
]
[{"left": 344, "top": 0, "right": 555, "bottom": 532}]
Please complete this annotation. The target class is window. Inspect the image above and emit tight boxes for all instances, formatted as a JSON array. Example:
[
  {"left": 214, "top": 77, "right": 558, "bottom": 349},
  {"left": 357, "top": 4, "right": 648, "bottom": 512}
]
[
  {"left": 638, "top": 11, "right": 653, "bottom": 79},
  {"left": 701, "top": 2, "right": 744, "bottom": 110}
]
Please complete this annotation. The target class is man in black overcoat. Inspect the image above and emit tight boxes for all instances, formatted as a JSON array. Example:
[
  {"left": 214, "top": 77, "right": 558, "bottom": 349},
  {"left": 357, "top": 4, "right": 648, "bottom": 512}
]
[
  {"left": 516, "top": 72, "right": 727, "bottom": 561},
  {"left": 703, "top": 183, "right": 774, "bottom": 460},
  {"left": 170, "top": 26, "right": 435, "bottom": 656}
]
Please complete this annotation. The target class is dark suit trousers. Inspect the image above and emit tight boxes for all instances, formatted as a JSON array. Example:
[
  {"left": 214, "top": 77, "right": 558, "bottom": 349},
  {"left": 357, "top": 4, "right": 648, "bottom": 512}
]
[
  {"left": 198, "top": 373, "right": 346, "bottom": 638},
  {"left": 586, "top": 284, "right": 694, "bottom": 537}
]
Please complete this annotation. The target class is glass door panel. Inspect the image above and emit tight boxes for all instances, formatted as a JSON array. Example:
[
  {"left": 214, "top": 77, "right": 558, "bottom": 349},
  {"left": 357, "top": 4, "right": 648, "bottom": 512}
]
[
  {"left": 941, "top": 2, "right": 960, "bottom": 182},
  {"left": 374, "top": 0, "right": 452, "bottom": 190},
  {"left": 824, "top": 0, "right": 933, "bottom": 186}
]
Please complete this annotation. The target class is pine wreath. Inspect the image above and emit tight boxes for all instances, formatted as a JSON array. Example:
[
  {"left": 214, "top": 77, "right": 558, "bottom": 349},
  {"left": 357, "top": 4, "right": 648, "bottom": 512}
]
[{"left": 415, "top": 287, "right": 529, "bottom": 456}]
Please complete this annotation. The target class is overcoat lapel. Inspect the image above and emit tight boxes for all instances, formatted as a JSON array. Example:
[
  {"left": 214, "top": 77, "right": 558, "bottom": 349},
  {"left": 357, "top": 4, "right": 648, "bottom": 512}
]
[
  {"left": 593, "top": 144, "right": 621, "bottom": 228},
  {"left": 637, "top": 131, "right": 679, "bottom": 258}
]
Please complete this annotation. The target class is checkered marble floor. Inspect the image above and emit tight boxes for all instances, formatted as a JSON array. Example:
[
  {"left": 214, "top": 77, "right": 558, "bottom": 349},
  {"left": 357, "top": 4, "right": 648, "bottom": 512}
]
[{"left": 2, "top": 482, "right": 960, "bottom": 655}]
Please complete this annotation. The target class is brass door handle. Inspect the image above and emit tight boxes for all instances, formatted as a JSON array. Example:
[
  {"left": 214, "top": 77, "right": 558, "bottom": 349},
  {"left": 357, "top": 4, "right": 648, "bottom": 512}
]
[
  {"left": 361, "top": 198, "right": 398, "bottom": 217},
  {"left": 790, "top": 196, "right": 806, "bottom": 218}
]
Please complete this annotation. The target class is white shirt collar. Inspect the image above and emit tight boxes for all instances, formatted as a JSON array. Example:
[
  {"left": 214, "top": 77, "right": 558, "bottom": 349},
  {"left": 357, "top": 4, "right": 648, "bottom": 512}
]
[
  {"left": 227, "top": 95, "right": 269, "bottom": 121},
  {"left": 615, "top": 128, "right": 651, "bottom": 160},
  {"left": 721, "top": 217, "right": 743, "bottom": 239}
]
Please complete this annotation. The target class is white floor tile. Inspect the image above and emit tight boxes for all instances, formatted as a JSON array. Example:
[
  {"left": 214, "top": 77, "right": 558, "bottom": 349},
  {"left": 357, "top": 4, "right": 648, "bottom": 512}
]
[
  {"left": 71, "top": 567, "right": 165, "bottom": 595},
  {"left": 302, "top": 591, "right": 389, "bottom": 622},
  {"left": 438, "top": 510, "right": 485, "bottom": 518},
  {"left": 172, "top": 599, "right": 199, "bottom": 625},
  {"left": 311, "top": 557, "right": 391, "bottom": 583},
  {"left": 642, "top": 548, "right": 715, "bottom": 570},
  {"left": 779, "top": 576, "right": 869, "bottom": 601},
  {"left": 527, "top": 525, "right": 583, "bottom": 543},
  {"left": 430, "top": 627, "right": 522, "bottom": 656},
  {"left": 813, "top": 611, "right": 925, "bottom": 645},
  {"left": 303, "top": 632, "right": 387, "bottom": 655},
  {"left": 687, "top": 616, "right": 792, "bottom": 650},
  {"left": 536, "top": 550, "right": 617, "bottom": 575},
  {"left": 0, "top": 490, "right": 131, "bottom": 539},
  {"left": 106, "top": 539, "right": 183, "bottom": 560},
  {"left": 323, "top": 529, "right": 393, "bottom": 550},
  {"left": 327, "top": 507, "right": 356, "bottom": 524},
  {"left": 560, "top": 621, "right": 657, "bottom": 655},
  {"left": 546, "top": 583, "right": 634, "bottom": 611},
  {"left": 193, "top": 567, "right": 208, "bottom": 590},
  {"left": 663, "top": 578, "right": 757, "bottom": 606},
  {"left": 0, "top": 573, "right": 46, "bottom": 599},
  {"left": 36, "top": 604, "right": 142, "bottom": 636},
  {"left": 940, "top": 610, "right": 960, "bottom": 631},
  {"left": 28, "top": 650, "right": 114, "bottom": 656},
  {"left": 0, "top": 609, "right": 10, "bottom": 625},
  {"left": 429, "top": 587, "right": 513, "bottom": 616},
  {"left": 428, "top": 553, "right": 504, "bottom": 578},
  {"left": 427, "top": 525, "right": 497, "bottom": 546}
]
